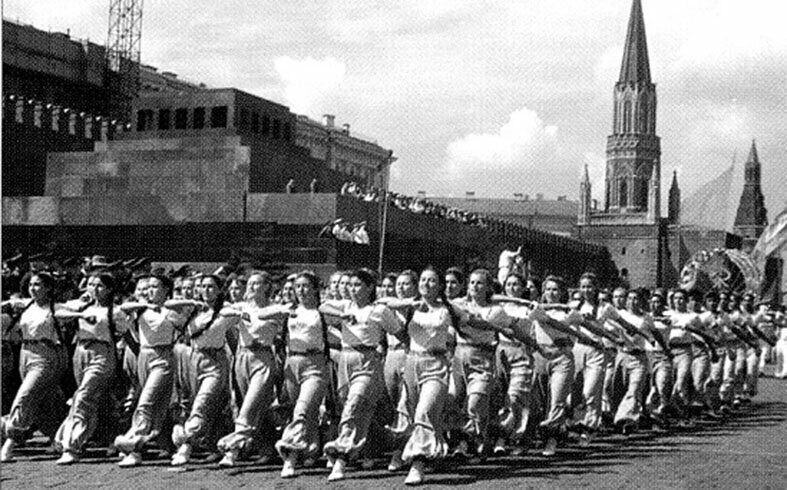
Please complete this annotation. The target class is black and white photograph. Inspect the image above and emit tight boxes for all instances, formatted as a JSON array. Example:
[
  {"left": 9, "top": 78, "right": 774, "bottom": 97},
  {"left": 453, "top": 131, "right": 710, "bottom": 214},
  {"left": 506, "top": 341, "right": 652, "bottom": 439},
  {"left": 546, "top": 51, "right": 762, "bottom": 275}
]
[{"left": 1, "top": 0, "right": 786, "bottom": 488}]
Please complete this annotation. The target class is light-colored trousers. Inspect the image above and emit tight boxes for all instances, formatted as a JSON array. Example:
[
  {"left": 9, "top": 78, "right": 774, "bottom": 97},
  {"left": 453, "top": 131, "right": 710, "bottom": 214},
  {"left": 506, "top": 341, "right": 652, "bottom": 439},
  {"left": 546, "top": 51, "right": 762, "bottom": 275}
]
[
  {"left": 533, "top": 343, "right": 574, "bottom": 431},
  {"left": 4, "top": 341, "right": 66, "bottom": 441},
  {"left": 55, "top": 340, "right": 115, "bottom": 454},
  {"left": 218, "top": 346, "right": 277, "bottom": 454},
  {"left": 495, "top": 341, "right": 534, "bottom": 441},
  {"left": 114, "top": 345, "right": 174, "bottom": 454},
  {"left": 275, "top": 352, "right": 327, "bottom": 459},
  {"left": 645, "top": 350, "right": 672, "bottom": 417},
  {"left": 394, "top": 352, "right": 449, "bottom": 462},
  {"left": 612, "top": 351, "right": 648, "bottom": 424},
  {"left": 670, "top": 345, "right": 693, "bottom": 413},
  {"left": 449, "top": 344, "right": 495, "bottom": 439},
  {"left": 173, "top": 347, "right": 230, "bottom": 447},
  {"left": 324, "top": 347, "right": 383, "bottom": 459},
  {"left": 571, "top": 343, "right": 606, "bottom": 431}
]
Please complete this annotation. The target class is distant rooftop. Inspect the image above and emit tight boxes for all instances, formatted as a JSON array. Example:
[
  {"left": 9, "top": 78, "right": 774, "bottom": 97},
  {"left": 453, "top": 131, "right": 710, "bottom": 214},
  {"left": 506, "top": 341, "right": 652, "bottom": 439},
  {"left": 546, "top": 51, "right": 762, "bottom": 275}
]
[{"left": 429, "top": 196, "right": 578, "bottom": 217}]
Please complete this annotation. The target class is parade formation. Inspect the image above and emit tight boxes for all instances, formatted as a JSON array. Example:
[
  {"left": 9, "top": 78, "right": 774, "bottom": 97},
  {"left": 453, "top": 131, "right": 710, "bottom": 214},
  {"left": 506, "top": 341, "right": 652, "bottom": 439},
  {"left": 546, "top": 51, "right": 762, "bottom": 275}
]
[{"left": 1, "top": 256, "right": 785, "bottom": 486}]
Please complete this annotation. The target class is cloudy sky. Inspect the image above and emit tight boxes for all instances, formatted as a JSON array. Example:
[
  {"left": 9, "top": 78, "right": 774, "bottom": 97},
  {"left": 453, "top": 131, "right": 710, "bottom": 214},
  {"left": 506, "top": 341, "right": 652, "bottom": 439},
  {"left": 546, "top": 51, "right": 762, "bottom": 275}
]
[{"left": 5, "top": 0, "right": 787, "bottom": 219}]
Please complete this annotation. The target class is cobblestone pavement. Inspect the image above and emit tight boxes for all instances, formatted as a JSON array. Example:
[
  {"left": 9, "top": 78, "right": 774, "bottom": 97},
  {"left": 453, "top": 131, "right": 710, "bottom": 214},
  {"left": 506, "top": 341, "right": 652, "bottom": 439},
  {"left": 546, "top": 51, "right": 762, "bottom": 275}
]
[{"left": 2, "top": 375, "right": 786, "bottom": 489}]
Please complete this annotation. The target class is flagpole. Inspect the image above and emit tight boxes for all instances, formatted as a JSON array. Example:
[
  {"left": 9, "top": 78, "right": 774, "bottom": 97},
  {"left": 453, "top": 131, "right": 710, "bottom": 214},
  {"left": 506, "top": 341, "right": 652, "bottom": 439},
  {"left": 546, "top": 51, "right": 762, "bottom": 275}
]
[{"left": 377, "top": 153, "right": 394, "bottom": 278}]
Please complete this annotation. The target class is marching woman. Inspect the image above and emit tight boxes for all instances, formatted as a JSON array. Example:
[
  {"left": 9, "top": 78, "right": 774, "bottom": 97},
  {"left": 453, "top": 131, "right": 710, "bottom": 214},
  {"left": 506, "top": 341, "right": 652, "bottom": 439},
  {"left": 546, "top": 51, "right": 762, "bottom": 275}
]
[
  {"left": 383, "top": 269, "right": 418, "bottom": 471},
  {"left": 379, "top": 267, "right": 527, "bottom": 485},
  {"left": 448, "top": 269, "right": 510, "bottom": 461},
  {"left": 261, "top": 271, "right": 329, "bottom": 479},
  {"left": 320, "top": 269, "right": 400, "bottom": 481},
  {"left": 665, "top": 289, "right": 704, "bottom": 421},
  {"left": 569, "top": 273, "right": 626, "bottom": 445},
  {"left": 503, "top": 275, "right": 596, "bottom": 457},
  {"left": 217, "top": 271, "right": 283, "bottom": 466},
  {"left": 114, "top": 274, "right": 185, "bottom": 467},
  {"left": 611, "top": 289, "right": 656, "bottom": 434},
  {"left": 645, "top": 291, "right": 674, "bottom": 427},
  {"left": 167, "top": 274, "right": 239, "bottom": 466},
  {"left": 492, "top": 272, "right": 539, "bottom": 455},
  {"left": 53, "top": 272, "right": 129, "bottom": 464},
  {"left": 1, "top": 272, "right": 68, "bottom": 462}
]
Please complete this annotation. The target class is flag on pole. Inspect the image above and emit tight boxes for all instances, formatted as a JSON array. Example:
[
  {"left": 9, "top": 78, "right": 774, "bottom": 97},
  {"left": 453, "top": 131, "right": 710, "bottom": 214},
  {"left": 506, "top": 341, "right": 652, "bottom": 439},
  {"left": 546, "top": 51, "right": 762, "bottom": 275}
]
[{"left": 751, "top": 206, "right": 787, "bottom": 268}]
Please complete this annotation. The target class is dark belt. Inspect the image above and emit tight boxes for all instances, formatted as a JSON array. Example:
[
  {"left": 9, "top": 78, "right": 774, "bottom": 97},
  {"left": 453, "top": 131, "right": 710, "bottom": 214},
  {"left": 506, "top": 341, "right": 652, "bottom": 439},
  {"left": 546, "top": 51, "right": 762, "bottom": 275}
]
[
  {"left": 622, "top": 348, "right": 645, "bottom": 355},
  {"left": 77, "top": 338, "right": 113, "bottom": 348},
  {"left": 243, "top": 342, "right": 273, "bottom": 352},
  {"left": 456, "top": 342, "right": 496, "bottom": 353},
  {"left": 289, "top": 349, "right": 324, "bottom": 356},
  {"left": 22, "top": 338, "right": 58, "bottom": 348},
  {"left": 195, "top": 345, "right": 225, "bottom": 355},
  {"left": 498, "top": 340, "right": 527, "bottom": 348},
  {"left": 410, "top": 349, "right": 447, "bottom": 357},
  {"left": 342, "top": 345, "right": 379, "bottom": 353}
]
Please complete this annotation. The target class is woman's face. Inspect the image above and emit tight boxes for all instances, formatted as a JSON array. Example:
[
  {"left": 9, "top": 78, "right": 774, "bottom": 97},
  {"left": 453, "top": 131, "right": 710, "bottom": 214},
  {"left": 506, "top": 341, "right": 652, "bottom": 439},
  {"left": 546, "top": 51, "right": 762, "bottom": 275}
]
[
  {"left": 579, "top": 277, "right": 598, "bottom": 303},
  {"left": 201, "top": 278, "right": 220, "bottom": 303},
  {"left": 419, "top": 270, "right": 442, "bottom": 301},
  {"left": 293, "top": 277, "right": 315, "bottom": 305},
  {"left": 381, "top": 277, "right": 396, "bottom": 298},
  {"left": 673, "top": 292, "right": 687, "bottom": 312},
  {"left": 146, "top": 277, "right": 168, "bottom": 304},
  {"left": 542, "top": 280, "right": 562, "bottom": 304},
  {"left": 626, "top": 291, "right": 641, "bottom": 312},
  {"left": 247, "top": 274, "right": 269, "bottom": 301},
  {"left": 228, "top": 280, "right": 245, "bottom": 302},
  {"left": 505, "top": 276, "right": 524, "bottom": 298},
  {"left": 338, "top": 275, "right": 351, "bottom": 300},
  {"left": 396, "top": 274, "right": 417, "bottom": 299},
  {"left": 134, "top": 279, "right": 149, "bottom": 301},
  {"left": 444, "top": 273, "right": 462, "bottom": 299},
  {"left": 612, "top": 289, "right": 627, "bottom": 309},
  {"left": 282, "top": 280, "right": 296, "bottom": 303},
  {"left": 329, "top": 273, "right": 342, "bottom": 299},
  {"left": 181, "top": 279, "right": 195, "bottom": 300},
  {"left": 467, "top": 272, "right": 488, "bottom": 302},
  {"left": 526, "top": 280, "right": 539, "bottom": 300},
  {"left": 349, "top": 276, "right": 373, "bottom": 305},
  {"left": 28, "top": 275, "right": 50, "bottom": 301},
  {"left": 87, "top": 276, "right": 111, "bottom": 303}
]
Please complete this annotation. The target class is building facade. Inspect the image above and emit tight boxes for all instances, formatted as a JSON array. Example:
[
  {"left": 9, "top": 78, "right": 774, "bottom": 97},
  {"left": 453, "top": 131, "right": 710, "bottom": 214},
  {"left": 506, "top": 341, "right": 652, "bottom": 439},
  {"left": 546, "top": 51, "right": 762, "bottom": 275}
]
[{"left": 295, "top": 114, "right": 394, "bottom": 190}]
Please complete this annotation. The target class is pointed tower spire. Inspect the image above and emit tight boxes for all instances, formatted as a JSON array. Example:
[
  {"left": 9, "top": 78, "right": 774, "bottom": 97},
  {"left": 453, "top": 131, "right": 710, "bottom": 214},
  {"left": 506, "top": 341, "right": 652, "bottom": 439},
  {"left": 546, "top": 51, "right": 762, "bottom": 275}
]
[
  {"left": 578, "top": 163, "right": 592, "bottom": 226},
  {"left": 619, "top": 0, "right": 651, "bottom": 84},
  {"left": 746, "top": 139, "right": 759, "bottom": 169},
  {"left": 734, "top": 139, "right": 768, "bottom": 250},
  {"left": 668, "top": 170, "right": 680, "bottom": 224}
]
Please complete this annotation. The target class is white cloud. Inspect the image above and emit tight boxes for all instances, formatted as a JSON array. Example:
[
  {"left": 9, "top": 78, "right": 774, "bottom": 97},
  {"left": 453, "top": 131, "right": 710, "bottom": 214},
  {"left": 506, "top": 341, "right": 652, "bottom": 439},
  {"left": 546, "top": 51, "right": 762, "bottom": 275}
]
[
  {"left": 445, "top": 108, "right": 558, "bottom": 174},
  {"left": 273, "top": 56, "right": 346, "bottom": 117}
]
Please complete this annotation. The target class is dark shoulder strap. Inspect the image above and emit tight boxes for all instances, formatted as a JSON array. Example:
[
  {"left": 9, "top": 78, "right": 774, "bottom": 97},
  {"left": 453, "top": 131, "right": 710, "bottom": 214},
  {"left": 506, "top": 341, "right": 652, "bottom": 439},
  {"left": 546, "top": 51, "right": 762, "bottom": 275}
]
[{"left": 3, "top": 300, "right": 35, "bottom": 336}]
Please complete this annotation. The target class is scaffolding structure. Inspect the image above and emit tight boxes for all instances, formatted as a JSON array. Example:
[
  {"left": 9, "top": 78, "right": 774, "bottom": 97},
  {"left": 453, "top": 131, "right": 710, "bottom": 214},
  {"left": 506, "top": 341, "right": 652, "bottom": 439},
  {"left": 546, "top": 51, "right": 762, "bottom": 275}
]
[{"left": 106, "top": 0, "right": 143, "bottom": 122}]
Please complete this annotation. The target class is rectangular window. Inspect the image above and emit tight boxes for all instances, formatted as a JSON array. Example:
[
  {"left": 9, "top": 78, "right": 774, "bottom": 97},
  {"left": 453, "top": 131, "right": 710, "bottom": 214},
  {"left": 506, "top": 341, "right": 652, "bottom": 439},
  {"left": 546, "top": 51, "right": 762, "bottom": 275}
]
[
  {"left": 251, "top": 111, "right": 260, "bottom": 133},
  {"left": 158, "top": 109, "right": 170, "bottom": 130},
  {"left": 261, "top": 114, "right": 271, "bottom": 135},
  {"left": 282, "top": 122, "right": 291, "bottom": 140},
  {"left": 211, "top": 106, "right": 228, "bottom": 128},
  {"left": 193, "top": 107, "right": 205, "bottom": 129},
  {"left": 174, "top": 108, "right": 188, "bottom": 129},
  {"left": 271, "top": 118, "right": 281, "bottom": 139},
  {"left": 137, "top": 109, "right": 153, "bottom": 131}
]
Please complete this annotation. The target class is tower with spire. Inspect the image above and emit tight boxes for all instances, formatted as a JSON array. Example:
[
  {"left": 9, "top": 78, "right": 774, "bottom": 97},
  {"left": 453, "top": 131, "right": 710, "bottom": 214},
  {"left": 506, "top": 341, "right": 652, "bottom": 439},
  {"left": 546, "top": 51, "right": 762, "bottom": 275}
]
[
  {"left": 578, "top": 163, "right": 591, "bottom": 225},
  {"left": 605, "top": 0, "right": 660, "bottom": 220},
  {"left": 668, "top": 170, "right": 680, "bottom": 224},
  {"left": 734, "top": 140, "right": 768, "bottom": 250},
  {"left": 577, "top": 0, "right": 669, "bottom": 288}
]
